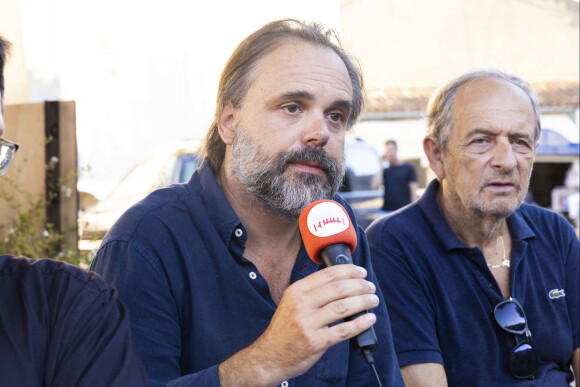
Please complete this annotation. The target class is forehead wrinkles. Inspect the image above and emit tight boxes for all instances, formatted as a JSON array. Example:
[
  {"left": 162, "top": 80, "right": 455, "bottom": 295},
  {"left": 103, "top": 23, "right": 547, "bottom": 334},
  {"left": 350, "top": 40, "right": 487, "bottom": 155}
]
[
  {"left": 253, "top": 43, "right": 353, "bottom": 99},
  {"left": 453, "top": 80, "right": 534, "bottom": 135},
  {"left": 460, "top": 106, "right": 534, "bottom": 127},
  {"left": 278, "top": 65, "right": 353, "bottom": 96}
]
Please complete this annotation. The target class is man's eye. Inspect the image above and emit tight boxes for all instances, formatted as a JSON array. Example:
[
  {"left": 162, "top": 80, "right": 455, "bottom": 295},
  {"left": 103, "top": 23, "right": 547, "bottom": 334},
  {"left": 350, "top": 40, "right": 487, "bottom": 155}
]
[
  {"left": 467, "top": 138, "right": 492, "bottom": 153},
  {"left": 512, "top": 139, "right": 534, "bottom": 153},
  {"left": 283, "top": 104, "right": 300, "bottom": 114},
  {"left": 327, "top": 112, "right": 344, "bottom": 123},
  {"left": 513, "top": 139, "right": 530, "bottom": 147}
]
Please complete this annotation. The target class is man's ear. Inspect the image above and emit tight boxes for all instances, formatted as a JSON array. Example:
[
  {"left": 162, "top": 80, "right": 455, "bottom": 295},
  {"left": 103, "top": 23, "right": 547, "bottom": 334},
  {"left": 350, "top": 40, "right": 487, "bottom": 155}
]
[
  {"left": 423, "top": 136, "right": 446, "bottom": 180},
  {"left": 217, "top": 101, "right": 237, "bottom": 145}
]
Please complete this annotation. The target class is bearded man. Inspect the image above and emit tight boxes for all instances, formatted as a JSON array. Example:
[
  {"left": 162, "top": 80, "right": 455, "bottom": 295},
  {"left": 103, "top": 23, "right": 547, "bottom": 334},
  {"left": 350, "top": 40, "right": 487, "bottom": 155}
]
[{"left": 91, "top": 19, "right": 403, "bottom": 387}]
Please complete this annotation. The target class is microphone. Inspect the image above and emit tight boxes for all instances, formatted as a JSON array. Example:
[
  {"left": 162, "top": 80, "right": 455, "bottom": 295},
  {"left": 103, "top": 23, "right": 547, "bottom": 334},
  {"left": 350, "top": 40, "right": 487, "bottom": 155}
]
[{"left": 299, "top": 200, "right": 378, "bottom": 353}]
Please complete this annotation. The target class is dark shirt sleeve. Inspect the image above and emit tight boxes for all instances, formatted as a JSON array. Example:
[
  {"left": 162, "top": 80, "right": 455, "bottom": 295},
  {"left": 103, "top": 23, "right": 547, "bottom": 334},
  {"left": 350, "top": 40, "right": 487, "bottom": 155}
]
[
  {"left": 52, "top": 281, "right": 151, "bottom": 387},
  {"left": 92, "top": 240, "right": 221, "bottom": 387},
  {"left": 0, "top": 256, "right": 150, "bottom": 387},
  {"left": 366, "top": 222, "right": 444, "bottom": 367},
  {"left": 347, "top": 230, "right": 405, "bottom": 386}
]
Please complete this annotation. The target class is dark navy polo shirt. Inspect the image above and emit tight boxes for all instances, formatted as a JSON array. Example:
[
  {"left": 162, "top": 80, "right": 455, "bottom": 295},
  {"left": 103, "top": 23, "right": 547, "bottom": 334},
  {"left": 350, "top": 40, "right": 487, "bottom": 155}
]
[
  {"left": 0, "top": 255, "right": 149, "bottom": 386},
  {"left": 91, "top": 162, "right": 404, "bottom": 387},
  {"left": 367, "top": 179, "right": 579, "bottom": 386}
]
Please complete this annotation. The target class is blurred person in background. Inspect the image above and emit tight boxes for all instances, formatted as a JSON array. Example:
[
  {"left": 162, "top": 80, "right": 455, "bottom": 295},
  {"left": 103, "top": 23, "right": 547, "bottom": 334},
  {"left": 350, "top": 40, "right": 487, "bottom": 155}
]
[
  {"left": 0, "top": 35, "right": 149, "bottom": 386},
  {"left": 367, "top": 69, "right": 579, "bottom": 386},
  {"left": 380, "top": 139, "right": 418, "bottom": 213},
  {"left": 91, "top": 19, "right": 403, "bottom": 387}
]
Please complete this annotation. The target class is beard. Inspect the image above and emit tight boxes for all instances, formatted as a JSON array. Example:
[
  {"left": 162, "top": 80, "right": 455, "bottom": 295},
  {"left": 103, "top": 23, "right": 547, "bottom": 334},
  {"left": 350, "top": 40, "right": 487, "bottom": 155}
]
[
  {"left": 230, "top": 129, "right": 345, "bottom": 218},
  {"left": 444, "top": 163, "right": 528, "bottom": 219}
]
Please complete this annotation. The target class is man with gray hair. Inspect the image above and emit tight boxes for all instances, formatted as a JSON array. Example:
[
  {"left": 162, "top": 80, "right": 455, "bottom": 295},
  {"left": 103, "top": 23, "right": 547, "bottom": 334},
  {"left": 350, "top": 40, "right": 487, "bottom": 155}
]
[
  {"left": 367, "top": 69, "right": 579, "bottom": 386},
  {"left": 92, "top": 19, "right": 403, "bottom": 387}
]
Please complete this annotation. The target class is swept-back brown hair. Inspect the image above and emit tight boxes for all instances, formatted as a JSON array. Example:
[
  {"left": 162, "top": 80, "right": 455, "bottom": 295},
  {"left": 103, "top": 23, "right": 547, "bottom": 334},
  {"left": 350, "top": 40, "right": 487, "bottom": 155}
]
[{"left": 201, "top": 19, "right": 364, "bottom": 172}]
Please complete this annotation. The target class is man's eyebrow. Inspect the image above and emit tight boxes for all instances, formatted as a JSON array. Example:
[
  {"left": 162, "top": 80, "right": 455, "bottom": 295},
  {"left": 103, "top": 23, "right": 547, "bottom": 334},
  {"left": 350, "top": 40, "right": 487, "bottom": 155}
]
[
  {"left": 466, "top": 128, "right": 496, "bottom": 137},
  {"left": 466, "top": 127, "right": 534, "bottom": 141},
  {"left": 277, "top": 91, "right": 315, "bottom": 101},
  {"left": 275, "top": 91, "right": 352, "bottom": 110}
]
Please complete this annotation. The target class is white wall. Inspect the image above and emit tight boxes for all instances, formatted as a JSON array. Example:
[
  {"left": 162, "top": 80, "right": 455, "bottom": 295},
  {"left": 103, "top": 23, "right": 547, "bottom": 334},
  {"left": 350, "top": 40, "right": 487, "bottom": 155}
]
[{"left": 3, "top": 0, "right": 341, "bottom": 198}]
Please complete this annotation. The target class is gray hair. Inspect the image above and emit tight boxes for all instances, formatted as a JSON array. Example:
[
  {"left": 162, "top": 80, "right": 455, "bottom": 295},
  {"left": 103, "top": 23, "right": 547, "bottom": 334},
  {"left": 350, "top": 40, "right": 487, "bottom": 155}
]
[
  {"left": 201, "top": 19, "right": 364, "bottom": 172},
  {"left": 426, "top": 69, "right": 541, "bottom": 153}
]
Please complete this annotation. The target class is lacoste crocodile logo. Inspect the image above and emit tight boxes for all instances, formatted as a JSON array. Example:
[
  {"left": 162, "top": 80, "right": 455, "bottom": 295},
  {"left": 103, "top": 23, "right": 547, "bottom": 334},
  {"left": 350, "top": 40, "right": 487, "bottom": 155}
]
[{"left": 549, "top": 289, "right": 565, "bottom": 299}]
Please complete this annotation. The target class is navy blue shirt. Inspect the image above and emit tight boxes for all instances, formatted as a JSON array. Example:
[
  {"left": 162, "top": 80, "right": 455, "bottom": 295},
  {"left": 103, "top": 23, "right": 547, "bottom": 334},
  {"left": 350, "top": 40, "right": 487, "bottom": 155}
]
[
  {"left": 381, "top": 163, "right": 417, "bottom": 211},
  {"left": 0, "top": 255, "right": 149, "bottom": 386},
  {"left": 91, "top": 162, "right": 404, "bottom": 387},
  {"left": 367, "top": 179, "right": 580, "bottom": 386}
]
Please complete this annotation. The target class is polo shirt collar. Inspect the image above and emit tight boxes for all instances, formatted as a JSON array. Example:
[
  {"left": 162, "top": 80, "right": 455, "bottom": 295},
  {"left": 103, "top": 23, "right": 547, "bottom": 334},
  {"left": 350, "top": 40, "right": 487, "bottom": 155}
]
[
  {"left": 418, "top": 179, "right": 537, "bottom": 253},
  {"left": 505, "top": 206, "right": 536, "bottom": 241},
  {"left": 418, "top": 179, "right": 466, "bottom": 252}
]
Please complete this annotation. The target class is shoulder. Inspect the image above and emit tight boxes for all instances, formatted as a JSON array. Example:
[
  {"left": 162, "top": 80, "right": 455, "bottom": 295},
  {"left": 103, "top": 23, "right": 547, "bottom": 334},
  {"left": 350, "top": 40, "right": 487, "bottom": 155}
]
[
  {"left": 103, "top": 183, "right": 192, "bottom": 244},
  {"left": 365, "top": 202, "right": 439, "bottom": 265},
  {"left": 513, "top": 204, "right": 579, "bottom": 252},
  {"left": 367, "top": 202, "right": 423, "bottom": 240},
  {"left": 403, "top": 163, "right": 417, "bottom": 175},
  {"left": 0, "top": 255, "right": 117, "bottom": 315},
  {"left": 516, "top": 203, "right": 575, "bottom": 233},
  {"left": 517, "top": 202, "right": 565, "bottom": 219},
  {"left": 1, "top": 255, "right": 112, "bottom": 292}
]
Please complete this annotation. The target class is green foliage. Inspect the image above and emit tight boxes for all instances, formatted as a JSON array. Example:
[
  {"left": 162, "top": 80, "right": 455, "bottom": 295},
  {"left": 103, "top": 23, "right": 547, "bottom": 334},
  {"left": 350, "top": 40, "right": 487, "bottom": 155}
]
[{"left": 0, "top": 154, "right": 93, "bottom": 269}]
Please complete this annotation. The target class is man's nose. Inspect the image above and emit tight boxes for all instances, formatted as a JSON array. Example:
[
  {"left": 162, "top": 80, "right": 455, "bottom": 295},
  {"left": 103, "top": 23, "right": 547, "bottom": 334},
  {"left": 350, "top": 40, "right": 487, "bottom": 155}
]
[
  {"left": 302, "top": 114, "right": 330, "bottom": 148},
  {"left": 491, "top": 138, "right": 517, "bottom": 171}
]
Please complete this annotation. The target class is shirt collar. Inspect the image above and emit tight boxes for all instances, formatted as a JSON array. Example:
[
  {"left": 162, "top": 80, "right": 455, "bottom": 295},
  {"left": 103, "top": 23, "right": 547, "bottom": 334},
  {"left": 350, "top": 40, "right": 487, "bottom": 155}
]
[
  {"left": 191, "top": 162, "right": 324, "bottom": 276},
  {"left": 505, "top": 205, "right": 536, "bottom": 241},
  {"left": 418, "top": 179, "right": 465, "bottom": 252},
  {"left": 418, "top": 179, "right": 536, "bottom": 252},
  {"left": 190, "top": 163, "right": 360, "bottom": 275},
  {"left": 191, "top": 162, "right": 246, "bottom": 248}
]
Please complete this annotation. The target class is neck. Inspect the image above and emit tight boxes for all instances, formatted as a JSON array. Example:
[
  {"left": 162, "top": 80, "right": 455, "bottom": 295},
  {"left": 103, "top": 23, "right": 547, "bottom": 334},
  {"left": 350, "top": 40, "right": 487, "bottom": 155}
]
[
  {"left": 216, "top": 164, "right": 302, "bottom": 254},
  {"left": 437, "top": 187, "right": 507, "bottom": 248},
  {"left": 216, "top": 163, "right": 303, "bottom": 304}
]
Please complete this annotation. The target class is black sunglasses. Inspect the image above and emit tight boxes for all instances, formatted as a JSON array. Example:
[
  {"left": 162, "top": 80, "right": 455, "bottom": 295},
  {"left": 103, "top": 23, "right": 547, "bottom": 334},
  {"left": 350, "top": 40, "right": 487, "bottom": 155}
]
[{"left": 493, "top": 297, "right": 537, "bottom": 379}]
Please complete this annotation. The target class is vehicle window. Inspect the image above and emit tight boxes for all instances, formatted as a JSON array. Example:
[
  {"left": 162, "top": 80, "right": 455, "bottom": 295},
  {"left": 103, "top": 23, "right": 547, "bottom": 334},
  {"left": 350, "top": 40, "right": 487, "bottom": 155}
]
[
  {"left": 341, "top": 143, "right": 381, "bottom": 192},
  {"left": 174, "top": 153, "right": 201, "bottom": 184},
  {"left": 346, "top": 147, "right": 381, "bottom": 176},
  {"left": 108, "top": 154, "right": 170, "bottom": 200}
]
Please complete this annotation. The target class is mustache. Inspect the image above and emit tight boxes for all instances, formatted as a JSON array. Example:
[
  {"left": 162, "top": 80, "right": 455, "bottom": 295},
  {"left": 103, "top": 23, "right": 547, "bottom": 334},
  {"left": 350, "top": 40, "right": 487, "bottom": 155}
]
[
  {"left": 276, "top": 147, "right": 338, "bottom": 176},
  {"left": 482, "top": 171, "right": 520, "bottom": 187}
]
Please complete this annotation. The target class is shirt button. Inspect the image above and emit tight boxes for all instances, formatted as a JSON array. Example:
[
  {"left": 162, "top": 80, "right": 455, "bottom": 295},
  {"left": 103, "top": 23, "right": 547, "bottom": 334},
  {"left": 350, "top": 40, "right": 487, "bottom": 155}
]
[
  {"left": 249, "top": 271, "right": 257, "bottom": 280},
  {"left": 281, "top": 382, "right": 288, "bottom": 387},
  {"left": 234, "top": 228, "right": 243, "bottom": 237}
]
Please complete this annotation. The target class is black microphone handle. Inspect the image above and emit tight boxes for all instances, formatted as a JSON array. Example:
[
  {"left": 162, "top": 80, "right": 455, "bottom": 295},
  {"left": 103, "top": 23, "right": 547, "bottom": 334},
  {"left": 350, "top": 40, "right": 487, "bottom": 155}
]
[{"left": 318, "top": 244, "right": 378, "bottom": 352}]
